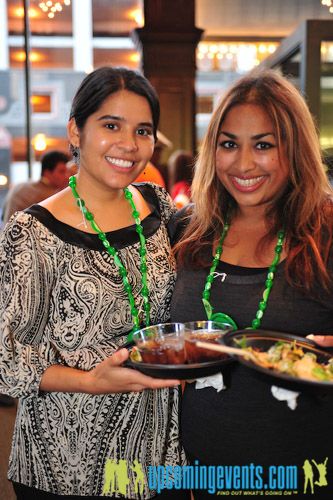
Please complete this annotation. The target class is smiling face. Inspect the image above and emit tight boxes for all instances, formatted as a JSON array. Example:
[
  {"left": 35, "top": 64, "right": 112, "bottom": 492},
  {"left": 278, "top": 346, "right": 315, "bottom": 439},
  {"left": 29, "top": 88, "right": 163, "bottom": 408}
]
[
  {"left": 215, "top": 103, "right": 289, "bottom": 215},
  {"left": 68, "top": 89, "right": 155, "bottom": 194}
]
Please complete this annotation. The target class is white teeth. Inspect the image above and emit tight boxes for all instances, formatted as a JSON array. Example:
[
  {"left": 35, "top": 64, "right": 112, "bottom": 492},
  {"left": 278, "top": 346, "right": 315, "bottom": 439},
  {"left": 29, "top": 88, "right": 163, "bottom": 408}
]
[
  {"left": 233, "top": 176, "right": 264, "bottom": 187},
  {"left": 106, "top": 157, "right": 134, "bottom": 168}
]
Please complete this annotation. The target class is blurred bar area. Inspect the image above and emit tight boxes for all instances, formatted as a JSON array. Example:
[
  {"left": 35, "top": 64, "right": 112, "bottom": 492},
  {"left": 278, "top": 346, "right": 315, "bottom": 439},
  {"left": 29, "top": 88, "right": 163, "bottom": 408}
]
[{"left": 0, "top": 0, "right": 333, "bottom": 216}]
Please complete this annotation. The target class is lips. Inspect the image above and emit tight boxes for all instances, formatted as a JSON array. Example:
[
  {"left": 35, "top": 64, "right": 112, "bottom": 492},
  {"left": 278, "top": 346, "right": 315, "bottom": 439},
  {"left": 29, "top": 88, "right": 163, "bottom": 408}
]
[
  {"left": 230, "top": 175, "right": 266, "bottom": 192},
  {"left": 105, "top": 156, "right": 135, "bottom": 169}
]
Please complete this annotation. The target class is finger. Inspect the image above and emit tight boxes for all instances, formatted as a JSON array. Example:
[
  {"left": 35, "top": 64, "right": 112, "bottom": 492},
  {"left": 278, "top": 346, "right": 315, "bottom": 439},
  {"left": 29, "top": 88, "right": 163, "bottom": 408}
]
[
  {"left": 143, "top": 377, "right": 181, "bottom": 389},
  {"left": 307, "top": 334, "right": 333, "bottom": 348},
  {"left": 126, "top": 371, "right": 180, "bottom": 389},
  {"left": 108, "top": 348, "right": 129, "bottom": 366},
  {"left": 128, "top": 379, "right": 181, "bottom": 392}
]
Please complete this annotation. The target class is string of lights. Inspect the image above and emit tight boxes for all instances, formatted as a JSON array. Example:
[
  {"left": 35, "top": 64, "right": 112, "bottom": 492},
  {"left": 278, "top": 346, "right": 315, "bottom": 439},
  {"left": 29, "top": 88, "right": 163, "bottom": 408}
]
[
  {"left": 321, "top": 0, "right": 333, "bottom": 14},
  {"left": 38, "top": 0, "right": 71, "bottom": 19}
]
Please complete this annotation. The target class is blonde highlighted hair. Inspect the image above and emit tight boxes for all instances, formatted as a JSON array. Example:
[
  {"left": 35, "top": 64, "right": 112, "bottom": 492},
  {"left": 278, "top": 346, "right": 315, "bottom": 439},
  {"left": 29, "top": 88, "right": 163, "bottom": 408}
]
[{"left": 176, "top": 70, "right": 333, "bottom": 292}]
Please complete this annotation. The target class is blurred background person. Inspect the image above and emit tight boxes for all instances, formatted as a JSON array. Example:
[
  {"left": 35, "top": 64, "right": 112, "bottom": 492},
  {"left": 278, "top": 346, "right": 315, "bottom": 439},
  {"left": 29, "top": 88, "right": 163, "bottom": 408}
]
[
  {"left": 0, "top": 149, "right": 69, "bottom": 406},
  {"left": 136, "top": 130, "right": 172, "bottom": 187},
  {"left": 2, "top": 150, "right": 69, "bottom": 223},
  {"left": 135, "top": 159, "right": 166, "bottom": 187},
  {"left": 168, "top": 149, "right": 194, "bottom": 208}
]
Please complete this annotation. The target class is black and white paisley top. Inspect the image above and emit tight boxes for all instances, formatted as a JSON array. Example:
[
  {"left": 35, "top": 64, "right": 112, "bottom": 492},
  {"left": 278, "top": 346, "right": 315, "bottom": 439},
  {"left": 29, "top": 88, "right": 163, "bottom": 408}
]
[{"left": 0, "top": 183, "right": 185, "bottom": 498}]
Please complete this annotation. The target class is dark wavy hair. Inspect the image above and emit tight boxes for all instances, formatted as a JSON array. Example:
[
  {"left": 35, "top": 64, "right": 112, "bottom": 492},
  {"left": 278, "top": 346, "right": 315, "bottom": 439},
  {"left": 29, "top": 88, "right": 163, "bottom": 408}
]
[{"left": 69, "top": 66, "right": 160, "bottom": 144}]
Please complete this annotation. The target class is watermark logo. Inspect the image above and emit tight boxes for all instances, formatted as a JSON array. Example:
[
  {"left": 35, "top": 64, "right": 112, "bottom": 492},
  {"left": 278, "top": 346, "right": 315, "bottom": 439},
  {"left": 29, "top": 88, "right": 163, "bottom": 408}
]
[
  {"left": 102, "top": 459, "right": 144, "bottom": 496},
  {"left": 102, "top": 458, "right": 329, "bottom": 496},
  {"left": 147, "top": 462, "right": 298, "bottom": 494},
  {"left": 302, "top": 458, "right": 328, "bottom": 494}
]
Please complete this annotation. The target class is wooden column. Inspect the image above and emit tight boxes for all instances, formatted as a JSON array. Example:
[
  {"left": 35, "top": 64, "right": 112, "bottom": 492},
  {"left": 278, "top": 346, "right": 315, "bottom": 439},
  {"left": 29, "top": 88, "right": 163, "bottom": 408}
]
[{"left": 132, "top": 0, "right": 203, "bottom": 155}]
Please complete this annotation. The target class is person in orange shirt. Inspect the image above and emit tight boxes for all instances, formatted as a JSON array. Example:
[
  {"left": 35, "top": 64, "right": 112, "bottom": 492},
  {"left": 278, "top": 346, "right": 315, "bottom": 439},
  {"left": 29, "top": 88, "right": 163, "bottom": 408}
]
[
  {"left": 135, "top": 131, "right": 172, "bottom": 188},
  {"left": 135, "top": 161, "right": 166, "bottom": 187}
]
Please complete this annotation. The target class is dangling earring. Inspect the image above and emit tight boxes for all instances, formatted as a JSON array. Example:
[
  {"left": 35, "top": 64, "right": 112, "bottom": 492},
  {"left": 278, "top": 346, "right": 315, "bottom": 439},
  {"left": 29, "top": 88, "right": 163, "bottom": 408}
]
[{"left": 70, "top": 144, "right": 80, "bottom": 166}]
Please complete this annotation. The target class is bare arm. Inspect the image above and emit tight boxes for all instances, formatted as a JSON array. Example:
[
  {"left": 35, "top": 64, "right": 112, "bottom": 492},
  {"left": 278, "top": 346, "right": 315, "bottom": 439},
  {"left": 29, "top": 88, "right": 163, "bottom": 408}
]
[{"left": 40, "top": 349, "right": 180, "bottom": 394}]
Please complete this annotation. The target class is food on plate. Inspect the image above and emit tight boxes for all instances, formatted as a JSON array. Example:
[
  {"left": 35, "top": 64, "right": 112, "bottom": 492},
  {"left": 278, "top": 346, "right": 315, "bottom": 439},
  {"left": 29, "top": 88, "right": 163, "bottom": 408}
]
[{"left": 236, "top": 339, "right": 333, "bottom": 382}]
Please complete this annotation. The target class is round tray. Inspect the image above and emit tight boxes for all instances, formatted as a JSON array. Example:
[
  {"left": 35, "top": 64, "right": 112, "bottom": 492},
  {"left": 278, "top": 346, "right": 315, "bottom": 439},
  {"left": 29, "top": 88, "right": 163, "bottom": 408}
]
[
  {"left": 125, "top": 356, "right": 234, "bottom": 379},
  {"left": 221, "top": 329, "right": 333, "bottom": 392}
]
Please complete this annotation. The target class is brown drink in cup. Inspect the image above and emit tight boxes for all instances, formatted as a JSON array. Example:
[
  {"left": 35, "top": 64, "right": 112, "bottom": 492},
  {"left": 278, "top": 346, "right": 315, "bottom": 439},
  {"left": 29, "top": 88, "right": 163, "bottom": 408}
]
[
  {"left": 138, "top": 338, "right": 186, "bottom": 364},
  {"left": 184, "top": 321, "right": 231, "bottom": 363},
  {"left": 185, "top": 332, "right": 228, "bottom": 363},
  {"left": 133, "top": 323, "right": 186, "bottom": 365}
]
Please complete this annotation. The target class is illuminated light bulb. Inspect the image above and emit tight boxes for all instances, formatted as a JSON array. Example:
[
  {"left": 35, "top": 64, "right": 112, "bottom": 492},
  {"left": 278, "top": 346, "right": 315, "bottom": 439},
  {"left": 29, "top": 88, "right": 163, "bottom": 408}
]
[
  {"left": 48, "top": 12, "right": 55, "bottom": 18},
  {"left": 13, "top": 51, "right": 26, "bottom": 62},
  {"left": 129, "top": 8, "right": 144, "bottom": 25},
  {"left": 15, "top": 7, "right": 38, "bottom": 17},
  {"left": 199, "top": 44, "right": 208, "bottom": 54},
  {"left": 268, "top": 44, "right": 277, "bottom": 53},
  {"left": 64, "top": 0, "right": 71, "bottom": 5},
  {"left": 33, "top": 133, "right": 47, "bottom": 152},
  {"left": 209, "top": 44, "right": 218, "bottom": 54},
  {"left": 29, "top": 51, "right": 41, "bottom": 62},
  {"left": 129, "top": 52, "right": 140, "bottom": 63},
  {"left": 0, "top": 175, "right": 8, "bottom": 186},
  {"left": 258, "top": 44, "right": 267, "bottom": 53}
]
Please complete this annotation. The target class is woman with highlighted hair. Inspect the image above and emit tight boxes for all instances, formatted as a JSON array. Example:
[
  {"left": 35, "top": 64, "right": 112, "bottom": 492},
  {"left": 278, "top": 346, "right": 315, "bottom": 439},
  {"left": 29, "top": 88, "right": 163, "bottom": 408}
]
[{"left": 171, "top": 70, "right": 333, "bottom": 498}]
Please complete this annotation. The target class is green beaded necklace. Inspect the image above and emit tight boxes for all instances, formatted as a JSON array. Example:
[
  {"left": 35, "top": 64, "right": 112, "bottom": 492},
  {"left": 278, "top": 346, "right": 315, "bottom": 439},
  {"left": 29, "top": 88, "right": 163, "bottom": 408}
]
[
  {"left": 202, "top": 223, "right": 285, "bottom": 330},
  {"left": 68, "top": 175, "right": 150, "bottom": 342}
]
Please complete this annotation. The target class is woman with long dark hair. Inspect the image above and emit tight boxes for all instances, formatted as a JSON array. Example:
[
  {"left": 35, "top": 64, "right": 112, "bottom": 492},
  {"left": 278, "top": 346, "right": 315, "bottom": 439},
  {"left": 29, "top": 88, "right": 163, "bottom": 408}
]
[{"left": 0, "top": 67, "right": 187, "bottom": 499}]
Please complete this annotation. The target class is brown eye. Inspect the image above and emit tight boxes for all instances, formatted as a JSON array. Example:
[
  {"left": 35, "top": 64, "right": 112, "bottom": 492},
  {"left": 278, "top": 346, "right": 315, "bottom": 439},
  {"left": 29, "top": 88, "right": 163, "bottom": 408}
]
[
  {"left": 256, "top": 142, "right": 274, "bottom": 150},
  {"left": 137, "top": 128, "right": 153, "bottom": 136},
  {"left": 219, "top": 141, "right": 237, "bottom": 149}
]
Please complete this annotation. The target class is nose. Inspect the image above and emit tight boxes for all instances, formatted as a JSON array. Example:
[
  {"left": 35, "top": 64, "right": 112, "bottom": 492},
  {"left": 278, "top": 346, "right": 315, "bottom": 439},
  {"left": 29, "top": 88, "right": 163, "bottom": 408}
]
[
  {"left": 238, "top": 145, "right": 256, "bottom": 173},
  {"left": 117, "top": 129, "right": 138, "bottom": 153}
]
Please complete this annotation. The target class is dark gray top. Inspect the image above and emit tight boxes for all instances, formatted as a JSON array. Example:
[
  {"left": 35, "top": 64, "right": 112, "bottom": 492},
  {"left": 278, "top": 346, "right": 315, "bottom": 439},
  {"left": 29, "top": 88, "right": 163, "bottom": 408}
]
[{"left": 171, "top": 234, "right": 333, "bottom": 497}]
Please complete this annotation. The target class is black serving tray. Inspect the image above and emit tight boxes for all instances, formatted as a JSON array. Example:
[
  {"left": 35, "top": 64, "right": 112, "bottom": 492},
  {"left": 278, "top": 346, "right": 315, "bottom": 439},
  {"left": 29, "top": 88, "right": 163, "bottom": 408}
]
[{"left": 221, "top": 329, "right": 333, "bottom": 392}]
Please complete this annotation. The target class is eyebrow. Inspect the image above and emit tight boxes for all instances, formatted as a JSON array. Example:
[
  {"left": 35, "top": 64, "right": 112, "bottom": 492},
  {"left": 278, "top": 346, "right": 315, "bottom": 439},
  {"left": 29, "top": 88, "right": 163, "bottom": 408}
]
[
  {"left": 219, "top": 130, "right": 275, "bottom": 140},
  {"left": 97, "top": 114, "right": 153, "bottom": 128}
]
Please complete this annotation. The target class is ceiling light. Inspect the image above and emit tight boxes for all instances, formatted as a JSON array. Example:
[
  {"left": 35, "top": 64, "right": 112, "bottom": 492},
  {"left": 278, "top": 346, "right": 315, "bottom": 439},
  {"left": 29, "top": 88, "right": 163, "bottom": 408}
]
[
  {"left": 38, "top": 0, "right": 71, "bottom": 19},
  {"left": 32, "top": 133, "right": 47, "bottom": 152}
]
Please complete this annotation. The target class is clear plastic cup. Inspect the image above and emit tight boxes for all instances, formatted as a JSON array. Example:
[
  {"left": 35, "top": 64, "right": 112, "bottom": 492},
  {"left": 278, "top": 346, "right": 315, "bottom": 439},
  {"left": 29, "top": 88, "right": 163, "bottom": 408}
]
[
  {"left": 132, "top": 323, "right": 185, "bottom": 365},
  {"left": 184, "top": 320, "right": 232, "bottom": 363}
]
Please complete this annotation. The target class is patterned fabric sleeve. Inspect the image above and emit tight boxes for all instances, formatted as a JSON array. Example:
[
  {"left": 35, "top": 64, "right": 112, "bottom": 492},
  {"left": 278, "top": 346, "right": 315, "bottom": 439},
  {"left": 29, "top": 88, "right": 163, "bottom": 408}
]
[
  {"left": 0, "top": 213, "right": 59, "bottom": 398},
  {"left": 147, "top": 183, "right": 177, "bottom": 224}
]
